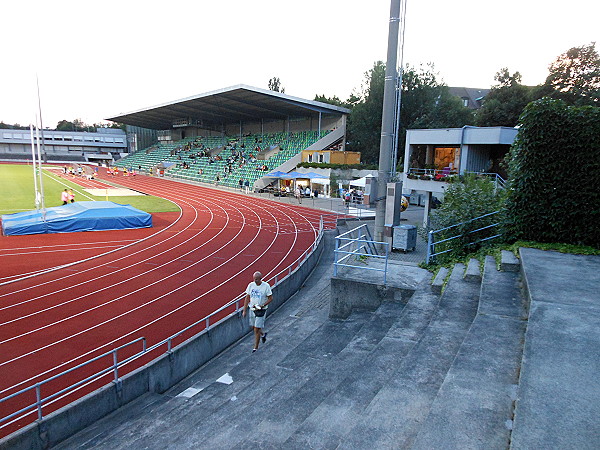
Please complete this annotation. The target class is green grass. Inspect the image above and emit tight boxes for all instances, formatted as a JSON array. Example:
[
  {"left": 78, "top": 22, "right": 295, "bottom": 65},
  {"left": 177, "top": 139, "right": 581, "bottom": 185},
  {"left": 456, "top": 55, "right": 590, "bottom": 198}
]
[
  {"left": 0, "top": 164, "right": 179, "bottom": 215},
  {"left": 420, "top": 240, "right": 600, "bottom": 272}
]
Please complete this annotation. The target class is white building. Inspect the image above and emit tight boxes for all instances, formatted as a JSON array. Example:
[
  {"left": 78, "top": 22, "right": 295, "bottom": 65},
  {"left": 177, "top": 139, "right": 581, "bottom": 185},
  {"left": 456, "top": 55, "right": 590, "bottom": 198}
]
[
  {"left": 402, "top": 126, "right": 519, "bottom": 226},
  {"left": 0, "top": 128, "right": 127, "bottom": 163}
]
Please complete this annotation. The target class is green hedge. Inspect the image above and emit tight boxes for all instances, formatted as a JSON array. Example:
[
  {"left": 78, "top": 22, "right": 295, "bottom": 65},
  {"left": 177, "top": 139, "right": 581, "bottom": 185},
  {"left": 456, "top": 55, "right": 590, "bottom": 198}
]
[{"left": 505, "top": 98, "right": 600, "bottom": 247}]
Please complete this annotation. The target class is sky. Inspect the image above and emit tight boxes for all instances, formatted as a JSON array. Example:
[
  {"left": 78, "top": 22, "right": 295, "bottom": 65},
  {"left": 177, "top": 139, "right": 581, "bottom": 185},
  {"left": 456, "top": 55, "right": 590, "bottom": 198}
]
[{"left": 1, "top": 0, "right": 598, "bottom": 128}]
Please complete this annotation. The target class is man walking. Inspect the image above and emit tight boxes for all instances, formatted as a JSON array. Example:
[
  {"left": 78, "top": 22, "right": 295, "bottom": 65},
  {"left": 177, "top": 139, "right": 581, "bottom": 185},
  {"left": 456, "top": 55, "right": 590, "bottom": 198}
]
[{"left": 242, "top": 271, "right": 273, "bottom": 352}]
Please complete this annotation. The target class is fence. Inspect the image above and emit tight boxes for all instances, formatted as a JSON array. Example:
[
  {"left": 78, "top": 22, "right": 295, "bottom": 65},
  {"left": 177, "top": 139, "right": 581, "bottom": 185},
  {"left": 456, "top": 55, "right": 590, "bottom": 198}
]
[
  {"left": 0, "top": 215, "right": 330, "bottom": 437},
  {"left": 334, "top": 224, "right": 390, "bottom": 284},
  {"left": 426, "top": 211, "right": 503, "bottom": 264}
]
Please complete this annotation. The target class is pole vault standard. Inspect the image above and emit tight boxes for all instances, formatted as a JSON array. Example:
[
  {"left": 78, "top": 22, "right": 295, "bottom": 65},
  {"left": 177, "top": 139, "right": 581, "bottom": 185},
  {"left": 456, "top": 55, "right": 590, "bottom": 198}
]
[
  {"left": 374, "top": 0, "right": 402, "bottom": 243},
  {"left": 29, "top": 123, "right": 40, "bottom": 210}
]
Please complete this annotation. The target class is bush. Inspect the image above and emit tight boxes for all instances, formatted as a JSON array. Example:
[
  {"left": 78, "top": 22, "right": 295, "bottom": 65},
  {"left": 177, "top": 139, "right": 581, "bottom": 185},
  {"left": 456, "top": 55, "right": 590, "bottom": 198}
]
[
  {"left": 421, "top": 175, "right": 506, "bottom": 263},
  {"left": 505, "top": 98, "right": 600, "bottom": 247}
]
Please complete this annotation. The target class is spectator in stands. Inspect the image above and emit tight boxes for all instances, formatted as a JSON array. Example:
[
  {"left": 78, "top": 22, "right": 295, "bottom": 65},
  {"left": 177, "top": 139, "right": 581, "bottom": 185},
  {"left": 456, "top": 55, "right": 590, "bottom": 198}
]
[
  {"left": 242, "top": 271, "right": 272, "bottom": 353},
  {"left": 61, "top": 189, "right": 69, "bottom": 205}
]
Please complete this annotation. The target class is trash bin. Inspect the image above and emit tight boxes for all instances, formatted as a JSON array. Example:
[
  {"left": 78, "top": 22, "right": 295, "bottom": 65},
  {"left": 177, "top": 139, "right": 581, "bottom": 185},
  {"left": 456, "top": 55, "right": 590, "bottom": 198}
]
[{"left": 393, "top": 225, "right": 417, "bottom": 252}]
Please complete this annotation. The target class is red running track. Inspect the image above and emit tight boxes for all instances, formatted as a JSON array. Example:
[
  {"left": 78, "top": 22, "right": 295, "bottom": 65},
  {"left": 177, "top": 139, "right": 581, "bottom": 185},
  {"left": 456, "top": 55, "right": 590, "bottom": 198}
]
[{"left": 0, "top": 173, "right": 331, "bottom": 437}]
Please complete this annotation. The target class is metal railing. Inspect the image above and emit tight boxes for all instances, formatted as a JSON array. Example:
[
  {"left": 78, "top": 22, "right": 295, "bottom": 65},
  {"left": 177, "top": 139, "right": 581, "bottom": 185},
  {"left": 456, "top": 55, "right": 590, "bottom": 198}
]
[
  {"left": 464, "top": 171, "right": 506, "bottom": 190},
  {"left": 407, "top": 168, "right": 506, "bottom": 190},
  {"left": 426, "top": 211, "right": 503, "bottom": 264},
  {"left": 0, "top": 215, "right": 329, "bottom": 434},
  {"left": 334, "top": 224, "right": 390, "bottom": 284},
  {"left": 0, "top": 338, "right": 146, "bottom": 428}
]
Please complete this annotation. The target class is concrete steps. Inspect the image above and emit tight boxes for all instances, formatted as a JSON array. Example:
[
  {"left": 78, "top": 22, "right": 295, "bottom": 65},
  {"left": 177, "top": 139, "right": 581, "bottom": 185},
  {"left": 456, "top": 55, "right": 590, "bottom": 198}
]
[
  {"left": 339, "top": 263, "right": 481, "bottom": 448},
  {"left": 411, "top": 255, "right": 527, "bottom": 449},
  {"left": 54, "top": 249, "right": 536, "bottom": 450}
]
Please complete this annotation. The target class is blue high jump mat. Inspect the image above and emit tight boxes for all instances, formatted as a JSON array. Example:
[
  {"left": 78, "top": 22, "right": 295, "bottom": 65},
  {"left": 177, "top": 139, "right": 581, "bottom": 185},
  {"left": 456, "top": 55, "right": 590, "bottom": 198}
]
[{"left": 1, "top": 201, "right": 152, "bottom": 236}]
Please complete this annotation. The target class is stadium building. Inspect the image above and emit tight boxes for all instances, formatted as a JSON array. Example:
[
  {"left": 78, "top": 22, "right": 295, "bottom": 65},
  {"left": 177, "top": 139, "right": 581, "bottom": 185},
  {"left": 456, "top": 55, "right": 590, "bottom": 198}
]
[
  {"left": 0, "top": 127, "right": 127, "bottom": 163},
  {"left": 108, "top": 84, "right": 351, "bottom": 191}
]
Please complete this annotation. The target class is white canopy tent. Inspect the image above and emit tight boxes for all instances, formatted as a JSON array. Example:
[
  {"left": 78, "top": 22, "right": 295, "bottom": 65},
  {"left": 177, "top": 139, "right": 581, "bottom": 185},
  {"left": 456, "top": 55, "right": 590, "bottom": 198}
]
[{"left": 349, "top": 174, "right": 374, "bottom": 187}]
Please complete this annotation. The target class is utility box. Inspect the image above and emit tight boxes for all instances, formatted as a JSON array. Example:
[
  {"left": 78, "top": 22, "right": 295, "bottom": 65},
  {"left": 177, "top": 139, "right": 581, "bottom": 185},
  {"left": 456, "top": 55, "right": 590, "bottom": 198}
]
[
  {"left": 384, "top": 182, "right": 404, "bottom": 227},
  {"left": 409, "top": 192, "right": 420, "bottom": 205},
  {"left": 393, "top": 225, "right": 417, "bottom": 252}
]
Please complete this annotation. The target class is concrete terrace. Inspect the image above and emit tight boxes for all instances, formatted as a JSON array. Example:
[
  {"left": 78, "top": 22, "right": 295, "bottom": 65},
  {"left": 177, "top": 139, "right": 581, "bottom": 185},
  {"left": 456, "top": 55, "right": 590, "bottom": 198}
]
[{"left": 50, "top": 232, "right": 600, "bottom": 449}]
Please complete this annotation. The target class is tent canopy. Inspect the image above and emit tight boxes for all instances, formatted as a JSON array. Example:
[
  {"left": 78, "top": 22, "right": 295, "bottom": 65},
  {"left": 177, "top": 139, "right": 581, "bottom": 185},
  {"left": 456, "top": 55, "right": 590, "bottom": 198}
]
[{"left": 349, "top": 174, "right": 375, "bottom": 187}]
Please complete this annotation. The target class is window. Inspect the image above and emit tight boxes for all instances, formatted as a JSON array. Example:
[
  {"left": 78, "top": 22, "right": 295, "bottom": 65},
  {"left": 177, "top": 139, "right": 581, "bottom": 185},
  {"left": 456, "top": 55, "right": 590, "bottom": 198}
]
[
  {"left": 462, "top": 98, "right": 469, "bottom": 107},
  {"left": 318, "top": 154, "right": 324, "bottom": 163}
]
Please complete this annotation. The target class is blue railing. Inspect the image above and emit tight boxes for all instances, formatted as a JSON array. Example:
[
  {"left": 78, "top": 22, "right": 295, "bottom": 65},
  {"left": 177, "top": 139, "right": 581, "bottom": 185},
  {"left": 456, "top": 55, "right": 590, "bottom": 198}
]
[
  {"left": 426, "top": 211, "right": 503, "bottom": 264},
  {"left": 334, "top": 224, "right": 390, "bottom": 284}
]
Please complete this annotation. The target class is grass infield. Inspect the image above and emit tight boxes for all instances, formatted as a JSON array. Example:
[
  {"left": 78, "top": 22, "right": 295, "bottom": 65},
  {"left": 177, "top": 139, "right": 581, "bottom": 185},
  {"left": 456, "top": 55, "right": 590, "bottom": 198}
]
[{"left": 0, "top": 164, "right": 180, "bottom": 215}]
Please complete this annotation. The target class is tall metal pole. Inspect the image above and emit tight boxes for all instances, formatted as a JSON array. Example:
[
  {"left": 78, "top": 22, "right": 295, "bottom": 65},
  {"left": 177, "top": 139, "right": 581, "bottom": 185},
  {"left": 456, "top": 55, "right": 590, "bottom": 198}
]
[
  {"left": 391, "top": 0, "right": 408, "bottom": 178},
  {"left": 35, "top": 76, "right": 47, "bottom": 214},
  {"left": 374, "top": 0, "right": 401, "bottom": 243},
  {"left": 29, "top": 123, "right": 40, "bottom": 210},
  {"left": 34, "top": 118, "right": 46, "bottom": 216}
]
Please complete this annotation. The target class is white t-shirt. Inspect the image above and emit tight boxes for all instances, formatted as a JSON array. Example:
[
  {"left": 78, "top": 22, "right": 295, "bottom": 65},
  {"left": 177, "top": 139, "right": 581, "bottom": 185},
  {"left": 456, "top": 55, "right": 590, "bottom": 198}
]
[{"left": 246, "top": 281, "right": 272, "bottom": 307}]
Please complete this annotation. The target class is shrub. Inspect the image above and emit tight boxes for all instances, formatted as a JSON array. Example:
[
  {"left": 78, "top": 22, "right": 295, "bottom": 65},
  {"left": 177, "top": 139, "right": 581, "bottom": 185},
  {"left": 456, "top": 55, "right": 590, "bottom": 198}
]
[
  {"left": 421, "top": 175, "right": 506, "bottom": 263},
  {"left": 505, "top": 98, "right": 600, "bottom": 247}
]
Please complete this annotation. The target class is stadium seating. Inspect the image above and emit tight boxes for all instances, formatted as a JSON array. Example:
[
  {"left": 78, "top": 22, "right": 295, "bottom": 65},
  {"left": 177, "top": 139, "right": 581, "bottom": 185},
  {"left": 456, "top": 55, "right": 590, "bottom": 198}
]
[{"left": 115, "top": 131, "right": 330, "bottom": 188}]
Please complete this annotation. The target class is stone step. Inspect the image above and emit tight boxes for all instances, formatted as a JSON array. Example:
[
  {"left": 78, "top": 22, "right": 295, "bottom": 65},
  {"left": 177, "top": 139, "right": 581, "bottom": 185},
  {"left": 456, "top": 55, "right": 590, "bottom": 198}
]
[
  {"left": 54, "top": 393, "right": 168, "bottom": 449},
  {"left": 339, "top": 263, "right": 481, "bottom": 448},
  {"left": 154, "top": 301, "right": 401, "bottom": 449},
  {"left": 479, "top": 255, "right": 527, "bottom": 319},
  {"left": 501, "top": 249, "right": 520, "bottom": 272},
  {"left": 464, "top": 257, "right": 482, "bottom": 282},
  {"left": 431, "top": 266, "right": 449, "bottom": 295},
  {"left": 411, "top": 256, "right": 527, "bottom": 449},
  {"left": 282, "top": 281, "right": 441, "bottom": 449},
  {"left": 233, "top": 303, "right": 410, "bottom": 448}
]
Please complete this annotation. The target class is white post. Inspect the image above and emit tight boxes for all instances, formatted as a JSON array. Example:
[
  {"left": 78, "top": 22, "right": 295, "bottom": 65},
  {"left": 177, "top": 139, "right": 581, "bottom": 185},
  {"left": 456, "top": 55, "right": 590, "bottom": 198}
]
[
  {"left": 34, "top": 119, "right": 46, "bottom": 217},
  {"left": 29, "top": 123, "right": 39, "bottom": 210}
]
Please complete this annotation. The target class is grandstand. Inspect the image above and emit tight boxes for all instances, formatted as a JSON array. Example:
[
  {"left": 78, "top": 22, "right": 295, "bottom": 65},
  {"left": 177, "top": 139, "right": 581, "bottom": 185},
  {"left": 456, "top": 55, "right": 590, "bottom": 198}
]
[
  {"left": 108, "top": 85, "right": 350, "bottom": 189},
  {"left": 115, "top": 130, "right": 331, "bottom": 188}
]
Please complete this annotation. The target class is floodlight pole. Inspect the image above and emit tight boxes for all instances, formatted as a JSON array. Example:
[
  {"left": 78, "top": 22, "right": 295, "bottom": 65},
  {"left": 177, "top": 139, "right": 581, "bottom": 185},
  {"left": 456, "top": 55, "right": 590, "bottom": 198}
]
[{"left": 374, "top": 0, "right": 401, "bottom": 243}]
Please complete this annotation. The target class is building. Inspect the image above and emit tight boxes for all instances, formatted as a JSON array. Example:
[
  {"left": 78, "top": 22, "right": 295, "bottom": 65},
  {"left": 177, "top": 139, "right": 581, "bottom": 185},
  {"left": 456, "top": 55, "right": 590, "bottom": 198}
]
[
  {"left": 108, "top": 84, "right": 350, "bottom": 154},
  {"left": 402, "top": 126, "right": 518, "bottom": 226},
  {"left": 301, "top": 149, "right": 360, "bottom": 165},
  {"left": 0, "top": 128, "right": 127, "bottom": 163},
  {"left": 448, "top": 87, "right": 491, "bottom": 109}
]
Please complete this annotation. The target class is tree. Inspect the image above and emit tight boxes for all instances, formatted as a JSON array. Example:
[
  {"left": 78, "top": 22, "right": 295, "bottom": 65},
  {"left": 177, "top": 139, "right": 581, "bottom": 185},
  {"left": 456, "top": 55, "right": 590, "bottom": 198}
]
[
  {"left": 313, "top": 94, "right": 350, "bottom": 109},
  {"left": 0, "top": 122, "right": 28, "bottom": 130},
  {"left": 345, "top": 62, "right": 473, "bottom": 163},
  {"left": 268, "top": 77, "right": 285, "bottom": 93},
  {"left": 422, "top": 174, "right": 507, "bottom": 263},
  {"left": 475, "top": 68, "right": 533, "bottom": 126},
  {"left": 345, "top": 61, "right": 386, "bottom": 163},
  {"left": 55, "top": 119, "right": 95, "bottom": 132},
  {"left": 543, "top": 42, "right": 600, "bottom": 106}
]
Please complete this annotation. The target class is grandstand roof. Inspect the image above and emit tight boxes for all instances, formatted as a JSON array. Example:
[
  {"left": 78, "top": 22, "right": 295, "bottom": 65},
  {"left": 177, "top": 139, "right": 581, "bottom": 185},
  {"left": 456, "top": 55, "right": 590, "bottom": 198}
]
[{"left": 107, "top": 85, "right": 351, "bottom": 130}]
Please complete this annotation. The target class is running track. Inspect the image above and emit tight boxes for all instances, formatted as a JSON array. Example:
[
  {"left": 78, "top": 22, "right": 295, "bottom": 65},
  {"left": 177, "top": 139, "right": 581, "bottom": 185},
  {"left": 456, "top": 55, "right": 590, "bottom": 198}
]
[{"left": 0, "top": 171, "right": 332, "bottom": 437}]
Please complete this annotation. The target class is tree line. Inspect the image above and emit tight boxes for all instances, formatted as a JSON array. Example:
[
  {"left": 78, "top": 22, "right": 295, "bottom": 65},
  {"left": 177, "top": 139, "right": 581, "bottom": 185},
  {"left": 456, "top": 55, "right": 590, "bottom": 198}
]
[{"left": 313, "top": 42, "right": 599, "bottom": 164}]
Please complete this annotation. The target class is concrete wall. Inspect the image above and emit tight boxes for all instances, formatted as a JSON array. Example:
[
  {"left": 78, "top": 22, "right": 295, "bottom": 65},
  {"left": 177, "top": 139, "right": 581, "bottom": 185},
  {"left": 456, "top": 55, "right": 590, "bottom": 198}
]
[{"left": 0, "top": 235, "right": 326, "bottom": 450}]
